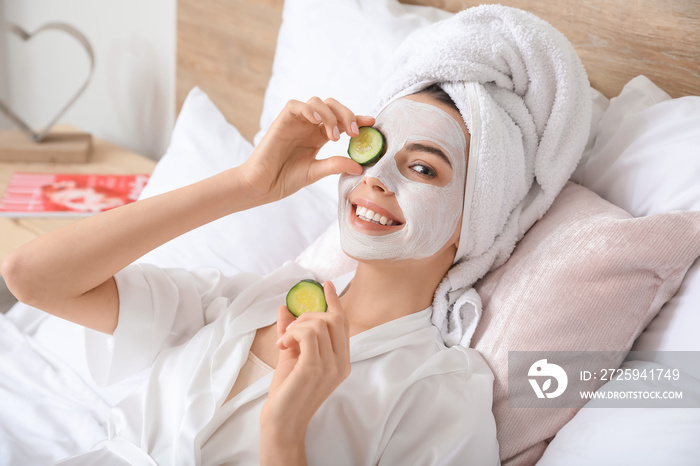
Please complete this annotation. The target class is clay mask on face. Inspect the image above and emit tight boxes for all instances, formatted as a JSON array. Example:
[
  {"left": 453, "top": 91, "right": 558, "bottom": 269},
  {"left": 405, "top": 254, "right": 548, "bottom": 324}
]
[{"left": 338, "top": 99, "right": 467, "bottom": 261}]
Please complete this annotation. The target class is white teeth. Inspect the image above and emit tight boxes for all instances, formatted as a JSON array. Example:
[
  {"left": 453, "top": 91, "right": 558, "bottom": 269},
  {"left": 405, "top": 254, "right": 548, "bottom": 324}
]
[{"left": 354, "top": 205, "right": 397, "bottom": 226}]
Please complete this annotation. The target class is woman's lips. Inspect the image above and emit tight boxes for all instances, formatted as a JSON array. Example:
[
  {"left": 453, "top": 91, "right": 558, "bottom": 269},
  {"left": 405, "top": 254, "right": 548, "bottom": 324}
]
[
  {"left": 355, "top": 204, "right": 397, "bottom": 226},
  {"left": 348, "top": 200, "right": 404, "bottom": 234}
]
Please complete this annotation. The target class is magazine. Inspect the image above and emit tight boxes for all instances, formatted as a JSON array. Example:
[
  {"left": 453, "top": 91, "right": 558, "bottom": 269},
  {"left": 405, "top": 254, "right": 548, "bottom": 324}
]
[{"left": 0, "top": 172, "right": 150, "bottom": 217}]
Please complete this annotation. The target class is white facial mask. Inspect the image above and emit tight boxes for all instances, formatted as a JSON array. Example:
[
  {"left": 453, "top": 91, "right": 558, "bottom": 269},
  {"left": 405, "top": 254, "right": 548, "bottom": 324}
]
[{"left": 338, "top": 99, "right": 467, "bottom": 261}]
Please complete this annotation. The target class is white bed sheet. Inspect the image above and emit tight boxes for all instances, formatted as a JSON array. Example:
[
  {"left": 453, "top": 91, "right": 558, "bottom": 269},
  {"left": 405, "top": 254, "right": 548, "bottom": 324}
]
[
  {"left": 0, "top": 305, "right": 149, "bottom": 465},
  {"left": 0, "top": 312, "right": 109, "bottom": 465}
]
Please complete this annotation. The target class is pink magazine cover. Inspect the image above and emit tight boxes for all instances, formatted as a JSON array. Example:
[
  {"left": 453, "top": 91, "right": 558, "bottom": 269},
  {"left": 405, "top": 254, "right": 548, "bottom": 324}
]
[{"left": 0, "top": 172, "right": 150, "bottom": 217}]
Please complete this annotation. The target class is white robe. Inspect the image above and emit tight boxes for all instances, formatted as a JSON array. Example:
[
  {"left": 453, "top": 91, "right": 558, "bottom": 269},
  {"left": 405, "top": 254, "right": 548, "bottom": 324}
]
[{"left": 57, "top": 261, "right": 499, "bottom": 465}]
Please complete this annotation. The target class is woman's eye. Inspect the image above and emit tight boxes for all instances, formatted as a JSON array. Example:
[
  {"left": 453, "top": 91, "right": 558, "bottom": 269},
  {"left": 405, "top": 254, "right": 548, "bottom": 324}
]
[{"left": 409, "top": 163, "right": 437, "bottom": 178}]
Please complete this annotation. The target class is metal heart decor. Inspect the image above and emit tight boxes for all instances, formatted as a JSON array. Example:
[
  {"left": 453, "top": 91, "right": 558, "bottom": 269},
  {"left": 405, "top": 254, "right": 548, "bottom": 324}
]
[{"left": 0, "top": 21, "right": 94, "bottom": 143}]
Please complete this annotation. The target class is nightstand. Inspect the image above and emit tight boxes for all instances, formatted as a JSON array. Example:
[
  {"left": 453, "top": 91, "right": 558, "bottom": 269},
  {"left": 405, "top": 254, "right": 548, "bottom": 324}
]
[{"left": 0, "top": 128, "right": 157, "bottom": 276}]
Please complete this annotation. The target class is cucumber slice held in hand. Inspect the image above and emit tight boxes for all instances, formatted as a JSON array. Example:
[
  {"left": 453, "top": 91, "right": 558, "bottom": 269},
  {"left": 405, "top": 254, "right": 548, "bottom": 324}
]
[
  {"left": 286, "top": 279, "right": 328, "bottom": 317},
  {"left": 348, "top": 126, "right": 386, "bottom": 165}
]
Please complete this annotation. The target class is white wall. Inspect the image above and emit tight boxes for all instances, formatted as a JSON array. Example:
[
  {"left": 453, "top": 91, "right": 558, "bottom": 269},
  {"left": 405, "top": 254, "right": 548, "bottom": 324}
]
[{"left": 0, "top": 0, "right": 176, "bottom": 159}]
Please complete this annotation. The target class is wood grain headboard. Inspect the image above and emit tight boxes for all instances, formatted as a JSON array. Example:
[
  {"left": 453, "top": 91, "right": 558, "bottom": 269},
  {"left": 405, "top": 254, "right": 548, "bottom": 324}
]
[{"left": 177, "top": 0, "right": 700, "bottom": 143}]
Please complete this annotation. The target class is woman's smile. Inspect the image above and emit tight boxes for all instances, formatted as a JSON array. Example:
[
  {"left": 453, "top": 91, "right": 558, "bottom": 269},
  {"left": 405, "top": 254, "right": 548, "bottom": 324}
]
[
  {"left": 348, "top": 199, "right": 404, "bottom": 235},
  {"left": 355, "top": 205, "right": 396, "bottom": 226}
]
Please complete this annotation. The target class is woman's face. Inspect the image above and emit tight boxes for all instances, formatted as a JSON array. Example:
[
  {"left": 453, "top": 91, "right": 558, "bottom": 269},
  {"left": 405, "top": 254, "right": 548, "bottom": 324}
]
[{"left": 338, "top": 94, "right": 469, "bottom": 261}]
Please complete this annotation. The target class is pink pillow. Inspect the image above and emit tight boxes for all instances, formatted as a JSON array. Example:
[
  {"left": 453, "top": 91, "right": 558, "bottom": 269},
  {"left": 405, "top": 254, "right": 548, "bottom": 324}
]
[{"left": 471, "top": 182, "right": 700, "bottom": 465}]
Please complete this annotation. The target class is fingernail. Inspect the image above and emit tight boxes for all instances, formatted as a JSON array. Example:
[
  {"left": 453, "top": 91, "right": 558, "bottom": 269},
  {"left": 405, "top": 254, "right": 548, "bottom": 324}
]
[
  {"left": 276, "top": 336, "right": 284, "bottom": 347},
  {"left": 285, "top": 320, "right": 296, "bottom": 331},
  {"left": 313, "top": 111, "right": 322, "bottom": 122},
  {"left": 333, "top": 126, "right": 340, "bottom": 140},
  {"left": 350, "top": 121, "right": 359, "bottom": 135}
]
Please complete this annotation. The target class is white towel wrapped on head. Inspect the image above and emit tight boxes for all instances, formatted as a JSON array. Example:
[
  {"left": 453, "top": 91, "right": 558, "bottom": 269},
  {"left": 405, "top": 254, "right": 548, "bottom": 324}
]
[{"left": 297, "top": 5, "right": 592, "bottom": 348}]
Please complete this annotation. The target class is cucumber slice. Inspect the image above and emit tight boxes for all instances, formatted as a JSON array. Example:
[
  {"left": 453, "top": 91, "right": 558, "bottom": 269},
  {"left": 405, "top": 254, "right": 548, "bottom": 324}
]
[
  {"left": 348, "top": 126, "right": 386, "bottom": 165},
  {"left": 286, "top": 279, "right": 327, "bottom": 317}
]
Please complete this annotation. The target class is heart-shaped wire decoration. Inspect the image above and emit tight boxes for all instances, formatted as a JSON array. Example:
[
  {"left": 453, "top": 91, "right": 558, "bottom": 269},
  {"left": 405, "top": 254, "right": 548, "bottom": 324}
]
[{"left": 0, "top": 21, "right": 94, "bottom": 143}]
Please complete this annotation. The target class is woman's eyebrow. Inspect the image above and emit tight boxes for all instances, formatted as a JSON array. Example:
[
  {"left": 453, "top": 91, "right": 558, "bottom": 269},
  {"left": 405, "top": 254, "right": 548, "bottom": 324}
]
[{"left": 405, "top": 142, "right": 452, "bottom": 168}]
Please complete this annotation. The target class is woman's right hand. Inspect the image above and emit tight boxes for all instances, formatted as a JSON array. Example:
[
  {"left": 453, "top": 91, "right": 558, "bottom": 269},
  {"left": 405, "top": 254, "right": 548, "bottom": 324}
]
[{"left": 240, "top": 97, "right": 374, "bottom": 203}]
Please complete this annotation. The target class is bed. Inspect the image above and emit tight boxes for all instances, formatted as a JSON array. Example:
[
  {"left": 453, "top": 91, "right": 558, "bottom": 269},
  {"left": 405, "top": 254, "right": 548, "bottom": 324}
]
[{"left": 1, "top": 0, "right": 700, "bottom": 464}]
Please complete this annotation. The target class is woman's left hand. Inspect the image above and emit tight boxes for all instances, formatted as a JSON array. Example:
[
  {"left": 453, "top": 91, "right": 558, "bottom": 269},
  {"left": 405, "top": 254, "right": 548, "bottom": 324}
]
[{"left": 260, "top": 281, "right": 351, "bottom": 464}]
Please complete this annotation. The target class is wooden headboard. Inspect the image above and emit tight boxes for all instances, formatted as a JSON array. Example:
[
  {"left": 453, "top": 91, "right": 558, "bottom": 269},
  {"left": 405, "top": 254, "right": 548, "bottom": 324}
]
[{"left": 177, "top": 0, "right": 700, "bottom": 143}]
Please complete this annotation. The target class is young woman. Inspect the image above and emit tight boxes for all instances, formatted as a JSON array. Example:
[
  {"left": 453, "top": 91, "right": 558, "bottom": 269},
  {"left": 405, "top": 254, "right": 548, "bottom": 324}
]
[{"left": 2, "top": 87, "right": 499, "bottom": 464}]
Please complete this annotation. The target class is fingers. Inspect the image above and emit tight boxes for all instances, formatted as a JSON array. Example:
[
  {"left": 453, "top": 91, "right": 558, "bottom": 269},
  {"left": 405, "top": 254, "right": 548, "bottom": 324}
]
[
  {"left": 277, "top": 281, "right": 350, "bottom": 364},
  {"left": 324, "top": 281, "right": 341, "bottom": 314},
  {"left": 308, "top": 97, "right": 342, "bottom": 141},
  {"left": 283, "top": 97, "right": 376, "bottom": 185},
  {"left": 321, "top": 97, "right": 360, "bottom": 140},
  {"left": 307, "top": 156, "right": 362, "bottom": 185},
  {"left": 276, "top": 305, "right": 296, "bottom": 340},
  {"left": 287, "top": 97, "right": 375, "bottom": 142},
  {"left": 323, "top": 281, "right": 351, "bottom": 366},
  {"left": 356, "top": 115, "right": 376, "bottom": 127},
  {"left": 286, "top": 99, "right": 325, "bottom": 129},
  {"left": 323, "top": 101, "right": 376, "bottom": 139}
]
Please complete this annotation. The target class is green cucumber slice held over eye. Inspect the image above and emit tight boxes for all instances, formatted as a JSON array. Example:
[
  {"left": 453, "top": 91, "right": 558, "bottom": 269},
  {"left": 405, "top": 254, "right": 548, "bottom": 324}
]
[
  {"left": 286, "top": 279, "right": 327, "bottom": 317},
  {"left": 348, "top": 126, "right": 386, "bottom": 165}
]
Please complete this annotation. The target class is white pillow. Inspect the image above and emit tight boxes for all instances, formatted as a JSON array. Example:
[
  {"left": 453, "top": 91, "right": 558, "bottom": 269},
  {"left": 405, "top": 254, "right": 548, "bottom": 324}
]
[
  {"left": 538, "top": 360, "right": 700, "bottom": 466},
  {"left": 572, "top": 75, "right": 700, "bottom": 356},
  {"left": 572, "top": 75, "right": 700, "bottom": 216}
]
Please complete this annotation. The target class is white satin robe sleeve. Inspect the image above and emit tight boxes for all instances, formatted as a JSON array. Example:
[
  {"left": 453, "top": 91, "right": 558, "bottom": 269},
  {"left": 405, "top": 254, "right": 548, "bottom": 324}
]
[{"left": 84, "top": 263, "right": 259, "bottom": 386}]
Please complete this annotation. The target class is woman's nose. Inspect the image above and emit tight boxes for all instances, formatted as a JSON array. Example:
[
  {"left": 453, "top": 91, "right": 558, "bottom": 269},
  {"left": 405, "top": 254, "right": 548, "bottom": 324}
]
[{"left": 362, "top": 176, "right": 389, "bottom": 193}]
